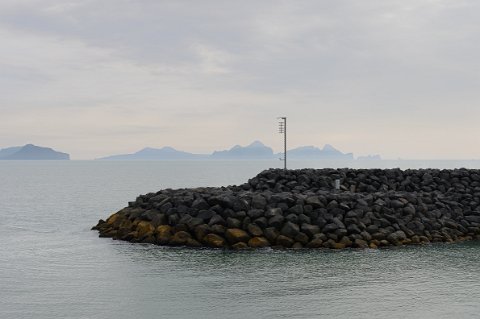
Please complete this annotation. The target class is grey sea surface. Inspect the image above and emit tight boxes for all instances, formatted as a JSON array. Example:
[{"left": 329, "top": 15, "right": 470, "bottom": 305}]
[{"left": 1, "top": 160, "right": 480, "bottom": 319}]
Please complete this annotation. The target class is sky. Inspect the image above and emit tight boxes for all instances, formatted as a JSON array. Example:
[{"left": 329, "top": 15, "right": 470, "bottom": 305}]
[{"left": 1, "top": 0, "right": 480, "bottom": 160}]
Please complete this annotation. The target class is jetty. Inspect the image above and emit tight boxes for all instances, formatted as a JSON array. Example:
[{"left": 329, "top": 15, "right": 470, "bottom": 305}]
[{"left": 93, "top": 168, "right": 480, "bottom": 249}]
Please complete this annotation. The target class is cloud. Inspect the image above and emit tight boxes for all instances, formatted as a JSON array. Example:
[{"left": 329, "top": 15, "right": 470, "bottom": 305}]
[{"left": 1, "top": 0, "right": 480, "bottom": 159}]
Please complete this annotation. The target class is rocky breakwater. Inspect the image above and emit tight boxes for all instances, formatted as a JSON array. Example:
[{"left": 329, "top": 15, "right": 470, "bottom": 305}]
[{"left": 93, "top": 168, "right": 480, "bottom": 249}]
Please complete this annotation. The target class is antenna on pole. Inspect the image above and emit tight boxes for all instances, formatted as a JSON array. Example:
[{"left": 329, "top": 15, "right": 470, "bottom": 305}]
[{"left": 278, "top": 117, "right": 287, "bottom": 170}]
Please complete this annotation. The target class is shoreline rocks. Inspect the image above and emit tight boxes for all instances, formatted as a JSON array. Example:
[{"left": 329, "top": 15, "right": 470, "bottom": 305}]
[{"left": 92, "top": 168, "right": 480, "bottom": 249}]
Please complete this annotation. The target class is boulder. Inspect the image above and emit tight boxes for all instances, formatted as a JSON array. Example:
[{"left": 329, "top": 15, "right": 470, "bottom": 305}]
[
  {"left": 203, "top": 233, "right": 226, "bottom": 248},
  {"left": 208, "top": 214, "right": 226, "bottom": 226},
  {"left": 306, "top": 238, "right": 323, "bottom": 248},
  {"left": 186, "top": 217, "right": 204, "bottom": 230},
  {"left": 170, "top": 231, "right": 192, "bottom": 246},
  {"left": 137, "top": 221, "right": 155, "bottom": 238},
  {"left": 354, "top": 238, "right": 368, "bottom": 248},
  {"left": 193, "top": 224, "right": 210, "bottom": 242},
  {"left": 264, "top": 227, "right": 279, "bottom": 242},
  {"left": 301, "top": 224, "right": 320, "bottom": 237},
  {"left": 248, "top": 237, "right": 270, "bottom": 248},
  {"left": 323, "top": 223, "right": 339, "bottom": 234},
  {"left": 247, "top": 224, "right": 263, "bottom": 237},
  {"left": 265, "top": 207, "right": 282, "bottom": 218},
  {"left": 305, "top": 196, "right": 323, "bottom": 208},
  {"left": 465, "top": 216, "right": 480, "bottom": 224},
  {"left": 226, "top": 217, "right": 242, "bottom": 229},
  {"left": 225, "top": 228, "right": 250, "bottom": 244},
  {"left": 280, "top": 221, "right": 300, "bottom": 238},
  {"left": 251, "top": 195, "right": 267, "bottom": 209},
  {"left": 289, "top": 204, "right": 304, "bottom": 215},
  {"left": 210, "top": 224, "right": 226, "bottom": 235},
  {"left": 247, "top": 209, "right": 264, "bottom": 219},
  {"left": 268, "top": 215, "right": 284, "bottom": 228},
  {"left": 294, "top": 232, "right": 309, "bottom": 245},
  {"left": 254, "top": 217, "right": 268, "bottom": 228},
  {"left": 192, "top": 198, "right": 210, "bottom": 210},
  {"left": 106, "top": 213, "right": 119, "bottom": 226},
  {"left": 387, "top": 230, "right": 407, "bottom": 245},
  {"left": 276, "top": 235, "right": 294, "bottom": 248},
  {"left": 197, "top": 210, "right": 216, "bottom": 222}
]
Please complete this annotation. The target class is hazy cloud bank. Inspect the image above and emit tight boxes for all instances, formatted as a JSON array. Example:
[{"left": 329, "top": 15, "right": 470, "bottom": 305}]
[{"left": 1, "top": 0, "right": 479, "bottom": 159}]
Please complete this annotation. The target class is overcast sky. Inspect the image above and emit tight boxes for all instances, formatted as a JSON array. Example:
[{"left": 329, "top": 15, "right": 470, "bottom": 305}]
[{"left": 1, "top": 0, "right": 480, "bottom": 159}]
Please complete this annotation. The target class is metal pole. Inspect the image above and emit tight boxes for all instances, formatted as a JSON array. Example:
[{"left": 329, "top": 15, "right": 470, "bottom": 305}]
[
  {"left": 283, "top": 117, "right": 287, "bottom": 170},
  {"left": 278, "top": 117, "right": 287, "bottom": 170}
]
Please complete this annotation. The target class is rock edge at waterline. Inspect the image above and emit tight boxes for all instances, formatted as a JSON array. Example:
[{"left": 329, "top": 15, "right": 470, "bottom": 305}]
[{"left": 92, "top": 168, "right": 480, "bottom": 249}]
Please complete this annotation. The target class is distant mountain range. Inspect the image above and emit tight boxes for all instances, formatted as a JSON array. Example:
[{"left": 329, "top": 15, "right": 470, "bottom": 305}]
[
  {"left": 0, "top": 144, "right": 70, "bottom": 160},
  {"left": 99, "top": 146, "right": 207, "bottom": 160},
  {"left": 97, "top": 141, "right": 376, "bottom": 161},
  {"left": 281, "top": 144, "right": 353, "bottom": 160},
  {"left": 211, "top": 141, "right": 274, "bottom": 159}
]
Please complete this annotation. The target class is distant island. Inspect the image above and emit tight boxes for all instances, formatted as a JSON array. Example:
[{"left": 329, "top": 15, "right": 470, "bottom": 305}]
[
  {"left": 283, "top": 144, "right": 354, "bottom": 160},
  {"left": 98, "top": 146, "right": 207, "bottom": 161},
  {"left": 211, "top": 141, "right": 275, "bottom": 159},
  {"left": 0, "top": 144, "right": 70, "bottom": 160},
  {"left": 97, "top": 141, "right": 378, "bottom": 161}
]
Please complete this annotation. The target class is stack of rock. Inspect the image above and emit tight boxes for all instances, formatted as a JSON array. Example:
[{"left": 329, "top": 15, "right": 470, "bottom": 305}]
[{"left": 93, "top": 168, "right": 480, "bottom": 249}]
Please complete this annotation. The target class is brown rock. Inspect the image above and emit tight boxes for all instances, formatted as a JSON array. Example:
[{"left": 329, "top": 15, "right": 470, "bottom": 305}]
[
  {"left": 106, "top": 213, "right": 120, "bottom": 226},
  {"left": 119, "top": 219, "right": 133, "bottom": 230},
  {"left": 354, "top": 238, "right": 368, "bottom": 248},
  {"left": 170, "top": 231, "right": 192, "bottom": 246},
  {"left": 156, "top": 225, "right": 172, "bottom": 236},
  {"left": 306, "top": 238, "right": 323, "bottom": 248},
  {"left": 156, "top": 225, "right": 172, "bottom": 245},
  {"left": 225, "top": 228, "right": 250, "bottom": 244},
  {"left": 370, "top": 239, "right": 380, "bottom": 247},
  {"left": 203, "top": 233, "right": 226, "bottom": 248},
  {"left": 339, "top": 236, "right": 353, "bottom": 247},
  {"left": 411, "top": 235, "right": 420, "bottom": 244},
  {"left": 137, "top": 221, "right": 155, "bottom": 238},
  {"left": 275, "top": 235, "right": 294, "bottom": 248},
  {"left": 248, "top": 237, "right": 270, "bottom": 248},
  {"left": 194, "top": 224, "right": 211, "bottom": 242}
]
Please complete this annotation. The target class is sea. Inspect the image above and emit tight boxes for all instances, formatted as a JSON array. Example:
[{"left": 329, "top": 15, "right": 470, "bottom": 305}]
[{"left": 1, "top": 159, "right": 480, "bottom": 319}]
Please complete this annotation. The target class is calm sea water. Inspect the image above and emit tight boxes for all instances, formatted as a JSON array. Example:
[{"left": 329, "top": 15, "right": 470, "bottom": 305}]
[{"left": 1, "top": 160, "right": 480, "bottom": 319}]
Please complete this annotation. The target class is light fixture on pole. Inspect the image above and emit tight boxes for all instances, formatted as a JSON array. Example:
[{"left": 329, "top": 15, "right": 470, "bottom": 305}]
[{"left": 278, "top": 117, "right": 287, "bottom": 170}]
